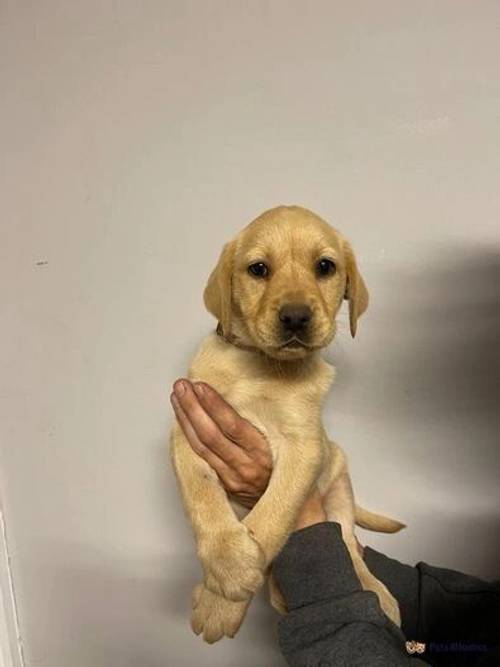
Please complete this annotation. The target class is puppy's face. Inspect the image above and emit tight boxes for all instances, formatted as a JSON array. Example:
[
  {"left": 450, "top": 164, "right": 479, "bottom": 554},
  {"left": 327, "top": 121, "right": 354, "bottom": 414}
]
[{"left": 204, "top": 206, "right": 368, "bottom": 360}]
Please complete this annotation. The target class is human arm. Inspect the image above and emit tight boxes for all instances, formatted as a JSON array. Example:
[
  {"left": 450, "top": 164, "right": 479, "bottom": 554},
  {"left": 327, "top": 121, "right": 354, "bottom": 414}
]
[{"left": 273, "top": 522, "right": 428, "bottom": 666}]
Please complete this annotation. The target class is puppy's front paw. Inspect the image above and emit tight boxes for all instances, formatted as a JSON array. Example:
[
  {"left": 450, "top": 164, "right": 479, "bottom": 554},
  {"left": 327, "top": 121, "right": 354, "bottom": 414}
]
[
  {"left": 191, "top": 583, "right": 251, "bottom": 643},
  {"left": 198, "top": 525, "right": 265, "bottom": 601}
]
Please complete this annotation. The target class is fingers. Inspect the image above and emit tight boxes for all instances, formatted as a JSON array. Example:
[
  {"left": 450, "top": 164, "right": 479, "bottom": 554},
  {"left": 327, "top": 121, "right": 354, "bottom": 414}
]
[
  {"left": 171, "top": 393, "right": 232, "bottom": 477},
  {"left": 171, "top": 379, "right": 249, "bottom": 468},
  {"left": 191, "top": 382, "right": 267, "bottom": 454},
  {"left": 170, "top": 379, "right": 273, "bottom": 502}
]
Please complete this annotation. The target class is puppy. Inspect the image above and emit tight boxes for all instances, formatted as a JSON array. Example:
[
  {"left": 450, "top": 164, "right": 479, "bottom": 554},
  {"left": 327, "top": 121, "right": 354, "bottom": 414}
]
[{"left": 171, "top": 205, "right": 404, "bottom": 643}]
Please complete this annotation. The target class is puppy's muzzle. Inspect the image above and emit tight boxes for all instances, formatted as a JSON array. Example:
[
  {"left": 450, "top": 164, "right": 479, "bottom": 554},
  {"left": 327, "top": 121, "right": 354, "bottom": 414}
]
[{"left": 279, "top": 304, "right": 312, "bottom": 338}]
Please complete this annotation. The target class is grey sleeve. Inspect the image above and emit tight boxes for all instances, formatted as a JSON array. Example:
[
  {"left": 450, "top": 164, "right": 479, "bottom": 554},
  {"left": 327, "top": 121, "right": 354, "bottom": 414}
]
[{"left": 273, "top": 522, "right": 428, "bottom": 667}]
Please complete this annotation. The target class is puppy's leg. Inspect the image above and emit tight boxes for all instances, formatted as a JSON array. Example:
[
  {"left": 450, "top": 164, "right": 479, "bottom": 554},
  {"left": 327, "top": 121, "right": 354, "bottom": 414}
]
[
  {"left": 267, "top": 570, "right": 287, "bottom": 615},
  {"left": 171, "top": 425, "right": 265, "bottom": 601},
  {"left": 191, "top": 583, "right": 251, "bottom": 643},
  {"left": 243, "top": 429, "right": 323, "bottom": 564},
  {"left": 321, "top": 444, "right": 402, "bottom": 626}
]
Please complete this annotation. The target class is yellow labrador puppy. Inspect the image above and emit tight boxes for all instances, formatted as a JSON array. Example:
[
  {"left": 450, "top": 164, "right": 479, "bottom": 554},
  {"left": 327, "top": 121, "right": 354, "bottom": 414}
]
[{"left": 171, "top": 205, "right": 404, "bottom": 643}]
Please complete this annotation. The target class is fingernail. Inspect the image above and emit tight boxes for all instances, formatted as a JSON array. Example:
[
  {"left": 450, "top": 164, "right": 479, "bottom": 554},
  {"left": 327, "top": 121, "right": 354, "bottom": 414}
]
[
  {"left": 170, "top": 393, "right": 179, "bottom": 409},
  {"left": 174, "top": 380, "right": 186, "bottom": 397},
  {"left": 193, "top": 383, "right": 204, "bottom": 397}
]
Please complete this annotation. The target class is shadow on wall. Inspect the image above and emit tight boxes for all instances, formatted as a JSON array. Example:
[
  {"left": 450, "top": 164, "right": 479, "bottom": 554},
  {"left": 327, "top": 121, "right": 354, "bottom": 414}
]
[
  {"left": 331, "top": 245, "right": 500, "bottom": 422},
  {"left": 328, "top": 245, "right": 500, "bottom": 577},
  {"left": 388, "top": 246, "right": 500, "bottom": 418}
]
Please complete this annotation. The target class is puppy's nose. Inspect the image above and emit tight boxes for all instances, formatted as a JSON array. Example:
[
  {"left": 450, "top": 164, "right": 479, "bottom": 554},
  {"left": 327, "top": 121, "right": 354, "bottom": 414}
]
[{"left": 279, "top": 304, "right": 312, "bottom": 333}]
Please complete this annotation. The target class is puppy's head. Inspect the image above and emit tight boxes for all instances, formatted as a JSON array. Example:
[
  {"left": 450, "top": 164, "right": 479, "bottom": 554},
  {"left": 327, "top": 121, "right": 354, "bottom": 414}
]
[{"left": 204, "top": 206, "right": 368, "bottom": 360}]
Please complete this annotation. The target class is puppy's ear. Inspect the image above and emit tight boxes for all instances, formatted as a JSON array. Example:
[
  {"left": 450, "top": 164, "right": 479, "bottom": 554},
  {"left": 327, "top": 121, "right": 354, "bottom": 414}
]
[
  {"left": 203, "top": 240, "right": 236, "bottom": 335},
  {"left": 343, "top": 240, "right": 369, "bottom": 338}
]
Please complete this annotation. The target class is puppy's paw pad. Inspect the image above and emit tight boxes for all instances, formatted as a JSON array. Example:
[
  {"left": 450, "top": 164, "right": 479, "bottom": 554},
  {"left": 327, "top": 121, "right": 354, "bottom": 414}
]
[{"left": 190, "top": 584, "right": 250, "bottom": 643}]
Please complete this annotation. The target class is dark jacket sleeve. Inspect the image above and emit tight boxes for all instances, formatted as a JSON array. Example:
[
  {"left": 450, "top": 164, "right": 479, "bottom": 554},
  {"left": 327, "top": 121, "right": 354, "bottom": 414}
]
[
  {"left": 273, "top": 522, "right": 428, "bottom": 666},
  {"left": 364, "top": 546, "right": 500, "bottom": 666}
]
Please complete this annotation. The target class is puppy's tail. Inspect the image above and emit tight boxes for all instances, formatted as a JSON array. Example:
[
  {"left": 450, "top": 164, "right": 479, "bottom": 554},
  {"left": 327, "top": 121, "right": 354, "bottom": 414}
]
[{"left": 355, "top": 505, "right": 406, "bottom": 534}]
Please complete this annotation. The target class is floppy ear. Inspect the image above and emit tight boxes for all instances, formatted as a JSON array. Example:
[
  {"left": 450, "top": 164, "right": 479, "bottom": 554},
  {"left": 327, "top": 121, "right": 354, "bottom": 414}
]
[
  {"left": 343, "top": 241, "right": 369, "bottom": 338},
  {"left": 203, "top": 240, "right": 236, "bottom": 335}
]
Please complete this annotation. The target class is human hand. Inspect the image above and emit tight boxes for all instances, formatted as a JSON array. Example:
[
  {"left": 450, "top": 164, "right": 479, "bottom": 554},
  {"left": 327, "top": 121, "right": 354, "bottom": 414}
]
[
  {"left": 170, "top": 379, "right": 273, "bottom": 508},
  {"left": 170, "top": 380, "right": 356, "bottom": 542}
]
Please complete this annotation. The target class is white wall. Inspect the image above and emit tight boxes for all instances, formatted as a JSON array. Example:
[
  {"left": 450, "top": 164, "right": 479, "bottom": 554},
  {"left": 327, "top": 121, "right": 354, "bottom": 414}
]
[{"left": 1, "top": 2, "right": 499, "bottom": 665}]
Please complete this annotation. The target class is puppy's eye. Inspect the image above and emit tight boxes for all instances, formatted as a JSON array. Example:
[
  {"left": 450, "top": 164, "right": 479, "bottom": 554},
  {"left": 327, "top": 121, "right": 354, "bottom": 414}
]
[
  {"left": 316, "top": 258, "right": 336, "bottom": 277},
  {"left": 248, "top": 262, "right": 269, "bottom": 278}
]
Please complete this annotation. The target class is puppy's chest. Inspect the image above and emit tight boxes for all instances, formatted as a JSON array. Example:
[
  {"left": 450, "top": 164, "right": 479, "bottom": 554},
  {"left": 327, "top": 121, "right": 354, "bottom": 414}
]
[
  {"left": 227, "top": 380, "right": 310, "bottom": 424},
  {"left": 190, "top": 335, "right": 335, "bottom": 457},
  {"left": 224, "top": 381, "right": 325, "bottom": 462}
]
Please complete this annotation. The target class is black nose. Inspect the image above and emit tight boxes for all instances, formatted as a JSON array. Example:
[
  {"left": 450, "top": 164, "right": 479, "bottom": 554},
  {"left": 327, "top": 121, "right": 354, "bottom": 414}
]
[{"left": 279, "top": 304, "right": 312, "bottom": 334}]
